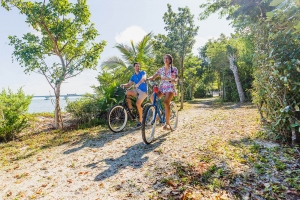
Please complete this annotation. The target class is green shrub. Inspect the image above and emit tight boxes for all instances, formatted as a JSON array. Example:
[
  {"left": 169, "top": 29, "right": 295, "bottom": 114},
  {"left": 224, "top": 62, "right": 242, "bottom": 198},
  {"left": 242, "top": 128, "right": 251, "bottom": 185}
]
[
  {"left": 0, "top": 88, "right": 32, "bottom": 142},
  {"left": 194, "top": 84, "right": 207, "bottom": 98},
  {"left": 252, "top": 21, "right": 300, "bottom": 142},
  {"left": 66, "top": 81, "right": 123, "bottom": 125}
]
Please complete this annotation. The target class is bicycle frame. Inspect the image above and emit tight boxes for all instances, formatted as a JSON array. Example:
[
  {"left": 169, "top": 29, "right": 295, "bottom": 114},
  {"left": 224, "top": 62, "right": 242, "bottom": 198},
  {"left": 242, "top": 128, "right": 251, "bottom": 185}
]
[
  {"left": 118, "top": 91, "right": 136, "bottom": 120},
  {"left": 151, "top": 91, "right": 166, "bottom": 124},
  {"left": 119, "top": 86, "right": 149, "bottom": 121}
]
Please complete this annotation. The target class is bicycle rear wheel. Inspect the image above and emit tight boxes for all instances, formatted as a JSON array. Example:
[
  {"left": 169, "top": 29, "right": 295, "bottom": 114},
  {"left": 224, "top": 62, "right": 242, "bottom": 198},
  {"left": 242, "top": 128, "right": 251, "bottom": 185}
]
[
  {"left": 169, "top": 102, "right": 178, "bottom": 130},
  {"left": 107, "top": 105, "right": 128, "bottom": 132},
  {"left": 141, "top": 105, "right": 157, "bottom": 144}
]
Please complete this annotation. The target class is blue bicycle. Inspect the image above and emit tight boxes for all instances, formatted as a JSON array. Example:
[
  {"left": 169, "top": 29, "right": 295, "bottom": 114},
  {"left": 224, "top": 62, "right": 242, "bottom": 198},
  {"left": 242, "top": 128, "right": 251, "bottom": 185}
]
[{"left": 141, "top": 81, "right": 178, "bottom": 144}]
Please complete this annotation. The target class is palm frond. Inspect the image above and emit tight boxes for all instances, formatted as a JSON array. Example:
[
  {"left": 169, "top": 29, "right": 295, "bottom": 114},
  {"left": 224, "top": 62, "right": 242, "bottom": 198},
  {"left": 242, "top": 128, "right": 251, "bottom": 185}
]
[
  {"left": 136, "top": 32, "right": 154, "bottom": 61},
  {"left": 100, "top": 56, "right": 127, "bottom": 71},
  {"left": 130, "top": 40, "right": 137, "bottom": 60},
  {"left": 115, "top": 43, "right": 136, "bottom": 64}
]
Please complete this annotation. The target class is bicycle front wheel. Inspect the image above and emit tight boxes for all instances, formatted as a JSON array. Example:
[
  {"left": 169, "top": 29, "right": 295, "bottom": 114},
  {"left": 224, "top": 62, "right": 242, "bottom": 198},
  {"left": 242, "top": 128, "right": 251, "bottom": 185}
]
[
  {"left": 141, "top": 105, "right": 157, "bottom": 144},
  {"left": 107, "top": 105, "right": 128, "bottom": 132}
]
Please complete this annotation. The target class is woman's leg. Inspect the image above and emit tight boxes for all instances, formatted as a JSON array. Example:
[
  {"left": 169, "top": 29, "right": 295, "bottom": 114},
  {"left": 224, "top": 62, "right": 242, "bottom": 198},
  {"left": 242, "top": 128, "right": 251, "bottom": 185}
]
[
  {"left": 150, "top": 92, "right": 163, "bottom": 104},
  {"left": 164, "top": 92, "right": 174, "bottom": 126}
]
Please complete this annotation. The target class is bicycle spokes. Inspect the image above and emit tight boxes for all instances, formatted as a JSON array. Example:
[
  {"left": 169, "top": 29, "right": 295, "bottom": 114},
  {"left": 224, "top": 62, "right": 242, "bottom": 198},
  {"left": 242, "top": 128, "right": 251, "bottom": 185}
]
[
  {"left": 107, "top": 105, "right": 128, "bottom": 132},
  {"left": 142, "top": 105, "right": 157, "bottom": 144}
]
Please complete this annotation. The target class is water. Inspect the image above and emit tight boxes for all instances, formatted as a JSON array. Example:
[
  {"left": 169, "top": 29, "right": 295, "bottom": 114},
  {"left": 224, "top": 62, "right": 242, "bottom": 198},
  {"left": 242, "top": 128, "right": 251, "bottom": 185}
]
[{"left": 28, "top": 97, "right": 80, "bottom": 113}]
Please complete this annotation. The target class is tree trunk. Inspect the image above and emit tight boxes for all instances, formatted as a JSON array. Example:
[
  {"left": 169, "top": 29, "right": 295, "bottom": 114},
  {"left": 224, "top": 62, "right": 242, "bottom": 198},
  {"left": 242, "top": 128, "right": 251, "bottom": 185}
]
[
  {"left": 54, "top": 84, "right": 63, "bottom": 129},
  {"left": 180, "top": 58, "right": 184, "bottom": 109},
  {"left": 228, "top": 55, "right": 245, "bottom": 103}
]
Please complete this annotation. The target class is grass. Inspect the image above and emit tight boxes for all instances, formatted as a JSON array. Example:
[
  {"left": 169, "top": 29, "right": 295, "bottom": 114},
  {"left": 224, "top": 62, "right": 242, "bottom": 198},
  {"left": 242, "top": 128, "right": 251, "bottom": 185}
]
[{"left": 0, "top": 120, "right": 106, "bottom": 169}]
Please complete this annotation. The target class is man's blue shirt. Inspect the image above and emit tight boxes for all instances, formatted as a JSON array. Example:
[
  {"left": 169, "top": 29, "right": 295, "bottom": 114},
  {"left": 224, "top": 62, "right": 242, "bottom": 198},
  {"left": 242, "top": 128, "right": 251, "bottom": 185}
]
[{"left": 130, "top": 71, "right": 147, "bottom": 93}]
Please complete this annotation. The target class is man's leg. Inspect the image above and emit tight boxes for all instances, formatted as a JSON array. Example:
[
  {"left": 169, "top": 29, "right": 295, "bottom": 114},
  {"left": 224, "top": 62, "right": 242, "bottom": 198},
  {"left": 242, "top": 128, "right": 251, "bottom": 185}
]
[
  {"left": 126, "top": 90, "right": 138, "bottom": 110},
  {"left": 136, "top": 90, "right": 147, "bottom": 123}
]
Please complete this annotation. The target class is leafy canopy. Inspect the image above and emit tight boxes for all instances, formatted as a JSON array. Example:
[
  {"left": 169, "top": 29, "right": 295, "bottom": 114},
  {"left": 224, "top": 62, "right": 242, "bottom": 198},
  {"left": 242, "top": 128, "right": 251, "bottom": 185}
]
[{"left": 4, "top": 0, "right": 106, "bottom": 88}]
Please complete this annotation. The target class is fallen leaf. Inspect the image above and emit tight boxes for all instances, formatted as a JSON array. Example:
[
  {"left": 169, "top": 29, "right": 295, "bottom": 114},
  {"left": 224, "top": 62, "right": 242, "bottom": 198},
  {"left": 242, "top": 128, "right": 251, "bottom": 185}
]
[
  {"left": 67, "top": 179, "right": 72, "bottom": 183},
  {"left": 41, "top": 183, "right": 48, "bottom": 187},
  {"left": 167, "top": 180, "right": 177, "bottom": 187},
  {"left": 14, "top": 165, "right": 19, "bottom": 170},
  {"left": 99, "top": 183, "right": 104, "bottom": 188},
  {"left": 18, "top": 192, "right": 25, "bottom": 198},
  {"left": 35, "top": 189, "right": 42, "bottom": 194},
  {"left": 6, "top": 191, "right": 12, "bottom": 197},
  {"left": 126, "top": 193, "right": 132, "bottom": 197},
  {"left": 114, "top": 185, "right": 122, "bottom": 190}
]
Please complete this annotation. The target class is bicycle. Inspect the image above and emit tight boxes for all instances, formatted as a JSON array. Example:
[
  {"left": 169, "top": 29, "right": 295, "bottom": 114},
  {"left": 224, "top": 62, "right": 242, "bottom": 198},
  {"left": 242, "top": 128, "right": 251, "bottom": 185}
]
[
  {"left": 141, "top": 81, "right": 178, "bottom": 144},
  {"left": 107, "top": 85, "right": 150, "bottom": 133}
]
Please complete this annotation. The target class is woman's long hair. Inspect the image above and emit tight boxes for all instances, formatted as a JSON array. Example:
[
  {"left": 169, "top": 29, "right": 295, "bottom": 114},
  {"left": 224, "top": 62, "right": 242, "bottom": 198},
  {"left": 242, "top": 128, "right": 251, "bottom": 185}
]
[{"left": 165, "top": 54, "right": 173, "bottom": 73}]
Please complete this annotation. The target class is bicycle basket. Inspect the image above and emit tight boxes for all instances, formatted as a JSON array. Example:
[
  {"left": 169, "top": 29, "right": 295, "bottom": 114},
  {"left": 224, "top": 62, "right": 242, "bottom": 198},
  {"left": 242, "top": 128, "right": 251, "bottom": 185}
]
[{"left": 153, "top": 85, "right": 159, "bottom": 93}]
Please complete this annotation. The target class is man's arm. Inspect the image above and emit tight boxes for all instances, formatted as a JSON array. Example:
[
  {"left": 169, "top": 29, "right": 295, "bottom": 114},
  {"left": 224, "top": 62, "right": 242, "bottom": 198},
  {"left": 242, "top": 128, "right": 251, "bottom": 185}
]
[
  {"left": 135, "top": 73, "right": 147, "bottom": 88},
  {"left": 121, "top": 81, "right": 134, "bottom": 88}
]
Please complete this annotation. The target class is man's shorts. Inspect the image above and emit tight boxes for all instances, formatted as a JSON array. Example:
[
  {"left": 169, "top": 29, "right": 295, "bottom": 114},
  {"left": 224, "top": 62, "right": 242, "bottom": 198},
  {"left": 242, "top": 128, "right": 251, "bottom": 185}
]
[{"left": 137, "top": 89, "right": 147, "bottom": 101}]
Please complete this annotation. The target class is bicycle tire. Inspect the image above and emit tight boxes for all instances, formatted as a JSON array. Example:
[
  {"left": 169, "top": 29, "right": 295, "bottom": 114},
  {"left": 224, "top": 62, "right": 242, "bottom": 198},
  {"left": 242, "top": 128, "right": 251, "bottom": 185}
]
[
  {"left": 169, "top": 101, "right": 178, "bottom": 130},
  {"left": 141, "top": 105, "right": 157, "bottom": 144},
  {"left": 107, "top": 105, "right": 128, "bottom": 132}
]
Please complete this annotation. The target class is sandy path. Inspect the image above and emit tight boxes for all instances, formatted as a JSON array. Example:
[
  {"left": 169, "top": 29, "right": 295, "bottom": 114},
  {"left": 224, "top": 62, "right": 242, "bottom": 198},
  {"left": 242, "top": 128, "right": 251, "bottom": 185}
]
[{"left": 0, "top": 99, "right": 260, "bottom": 199}]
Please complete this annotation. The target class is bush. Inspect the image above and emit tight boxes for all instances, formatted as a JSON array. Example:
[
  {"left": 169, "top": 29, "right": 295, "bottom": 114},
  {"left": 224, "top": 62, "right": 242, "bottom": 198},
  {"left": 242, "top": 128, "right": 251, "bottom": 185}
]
[
  {"left": 66, "top": 81, "right": 124, "bottom": 125},
  {"left": 252, "top": 21, "right": 300, "bottom": 142},
  {"left": 0, "top": 88, "right": 32, "bottom": 142},
  {"left": 194, "top": 84, "right": 207, "bottom": 98}
]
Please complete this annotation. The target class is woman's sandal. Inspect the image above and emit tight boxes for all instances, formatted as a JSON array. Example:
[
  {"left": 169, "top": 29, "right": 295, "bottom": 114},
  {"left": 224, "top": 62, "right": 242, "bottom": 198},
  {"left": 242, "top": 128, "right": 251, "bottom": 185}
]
[{"left": 163, "top": 123, "right": 173, "bottom": 131}]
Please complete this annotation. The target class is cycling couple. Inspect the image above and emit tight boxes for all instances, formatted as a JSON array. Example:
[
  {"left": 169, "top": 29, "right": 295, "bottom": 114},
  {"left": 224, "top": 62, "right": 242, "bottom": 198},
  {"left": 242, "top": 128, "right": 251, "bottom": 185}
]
[{"left": 120, "top": 54, "right": 178, "bottom": 130}]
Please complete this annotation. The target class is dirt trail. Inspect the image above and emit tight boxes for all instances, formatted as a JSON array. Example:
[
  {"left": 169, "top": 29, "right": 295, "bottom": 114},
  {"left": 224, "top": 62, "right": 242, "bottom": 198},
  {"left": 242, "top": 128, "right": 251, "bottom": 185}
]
[{"left": 0, "top": 98, "right": 261, "bottom": 199}]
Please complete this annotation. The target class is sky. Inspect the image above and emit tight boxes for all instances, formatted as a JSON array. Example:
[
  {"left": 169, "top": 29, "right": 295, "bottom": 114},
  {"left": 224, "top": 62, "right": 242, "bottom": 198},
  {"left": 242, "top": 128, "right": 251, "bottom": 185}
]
[{"left": 0, "top": 0, "right": 234, "bottom": 96}]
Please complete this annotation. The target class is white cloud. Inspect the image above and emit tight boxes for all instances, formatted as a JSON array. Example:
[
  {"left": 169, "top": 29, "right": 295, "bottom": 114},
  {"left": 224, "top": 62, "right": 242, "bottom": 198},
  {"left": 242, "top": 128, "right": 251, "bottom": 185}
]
[
  {"left": 115, "top": 26, "right": 147, "bottom": 44},
  {"left": 192, "top": 35, "right": 217, "bottom": 55}
]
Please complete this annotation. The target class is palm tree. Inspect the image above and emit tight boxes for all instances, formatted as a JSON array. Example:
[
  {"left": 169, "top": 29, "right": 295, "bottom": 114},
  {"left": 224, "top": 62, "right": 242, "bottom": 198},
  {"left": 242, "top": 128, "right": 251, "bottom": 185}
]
[{"left": 101, "top": 32, "right": 154, "bottom": 73}]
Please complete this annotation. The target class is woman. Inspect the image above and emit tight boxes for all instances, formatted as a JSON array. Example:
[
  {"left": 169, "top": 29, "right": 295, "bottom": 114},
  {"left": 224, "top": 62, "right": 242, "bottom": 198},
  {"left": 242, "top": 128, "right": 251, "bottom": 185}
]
[{"left": 147, "top": 54, "right": 178, "bottom": 130}]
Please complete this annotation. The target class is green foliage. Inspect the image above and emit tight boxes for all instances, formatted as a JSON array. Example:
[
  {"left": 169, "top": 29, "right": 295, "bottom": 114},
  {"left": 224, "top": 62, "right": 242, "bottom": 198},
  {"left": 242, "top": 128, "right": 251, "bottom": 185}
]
[
  {"left": 252, "top": 22, "right": 300, "bottom": 141},
  {"left": 183, "top": 55, "right": 202, "bottom": 100},
  {"left": 162, "top": 4, "right": 199, "bottom": 109},
  {"left": 201, "top": 34, "right": 254, "bottom": 102},
  {"left": 0, "top": 88, "right": 32, "bottom": 142},
  {"left": 194, "top": 83, "right": 207, "bottom": 98},
  {"left": 66, "top": 81, "right": 123, "bottom": 125}
]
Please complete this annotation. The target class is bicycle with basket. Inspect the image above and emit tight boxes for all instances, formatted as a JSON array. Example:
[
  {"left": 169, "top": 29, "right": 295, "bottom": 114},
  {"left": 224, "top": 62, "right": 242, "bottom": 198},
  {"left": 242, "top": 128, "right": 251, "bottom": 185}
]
[{"left": 107, "top": 85, "right": 150, "bottom": 132}]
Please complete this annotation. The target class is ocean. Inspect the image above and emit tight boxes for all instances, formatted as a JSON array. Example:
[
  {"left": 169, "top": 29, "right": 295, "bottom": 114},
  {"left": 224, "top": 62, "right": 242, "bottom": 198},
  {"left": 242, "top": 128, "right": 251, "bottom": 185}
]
[{"left": 28, "top": 97, "right": 80, "bottom": 113}]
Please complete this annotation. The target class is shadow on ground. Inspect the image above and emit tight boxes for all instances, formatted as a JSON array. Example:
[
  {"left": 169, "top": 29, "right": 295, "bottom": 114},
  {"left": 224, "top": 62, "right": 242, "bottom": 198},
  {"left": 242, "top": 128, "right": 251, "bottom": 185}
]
[
  {"left": 86, "top": 132, "right": 169, "bottom": 181},
  {"left": 63, "top": 128, "right": 139, "bottom": 155}
]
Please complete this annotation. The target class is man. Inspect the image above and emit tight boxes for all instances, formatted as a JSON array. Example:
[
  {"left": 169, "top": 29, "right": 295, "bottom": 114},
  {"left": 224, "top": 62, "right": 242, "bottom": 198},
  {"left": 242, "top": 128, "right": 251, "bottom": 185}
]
[{"left": 120, "top": 62, "right": 147, "bottom": 128}]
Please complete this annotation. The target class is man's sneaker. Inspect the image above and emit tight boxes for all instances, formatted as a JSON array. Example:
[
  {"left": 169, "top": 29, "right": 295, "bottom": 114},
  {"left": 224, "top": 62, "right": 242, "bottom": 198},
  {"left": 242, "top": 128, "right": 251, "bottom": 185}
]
[{"left": 136, "top": 122, "right": 142, "bottom": 128}]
